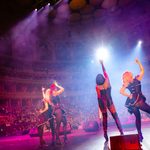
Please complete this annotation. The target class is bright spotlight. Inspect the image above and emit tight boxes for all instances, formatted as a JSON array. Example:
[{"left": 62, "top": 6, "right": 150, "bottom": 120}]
[
  {"left": 138, "top": 40, "right": 142, "bottom": 45},
  {"left": 35, "top": 8, "right": 38, "bottom": 11},
  {"left": 135, "top": 40, "right": 143, "bottom": 51},
  {"left": 96, "top": 47, "right": 109, "bottom": 62}
]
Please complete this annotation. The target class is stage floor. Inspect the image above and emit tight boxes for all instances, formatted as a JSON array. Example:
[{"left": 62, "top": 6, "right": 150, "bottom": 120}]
[{"left": 0, "top": 124, "right": 150, "bottom": 150}]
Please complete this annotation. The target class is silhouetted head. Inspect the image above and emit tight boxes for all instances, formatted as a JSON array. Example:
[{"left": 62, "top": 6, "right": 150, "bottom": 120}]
[{"left": 96, "top": 74, "right": 105, "bottom": 85}]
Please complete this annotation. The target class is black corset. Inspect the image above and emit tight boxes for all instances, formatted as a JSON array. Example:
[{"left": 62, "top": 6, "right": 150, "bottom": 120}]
[{"left": 127, "top": 78, "right": 142, "bottom": 95}]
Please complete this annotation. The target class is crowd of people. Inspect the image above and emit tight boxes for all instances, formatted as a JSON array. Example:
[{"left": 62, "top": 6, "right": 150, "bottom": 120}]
[{"left": 0, "top": 97, "right": 150, "bottom": 137}]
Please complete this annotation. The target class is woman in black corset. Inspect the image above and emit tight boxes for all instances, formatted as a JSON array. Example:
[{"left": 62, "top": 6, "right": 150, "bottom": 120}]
[
  {"left": 120, "top": 58, "right": 150, "bottom": 142},
  {"left": 96, "top": 60, "right": 123, "bottom": 142},
  {"left": 50, "top": 81, "right": 68, "bottom": 145}
]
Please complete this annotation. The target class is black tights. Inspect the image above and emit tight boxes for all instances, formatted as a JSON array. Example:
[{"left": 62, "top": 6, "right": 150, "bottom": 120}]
[
  {"left": 102, "top": 112, "right": 123, "bottom": 134},
  {"left": 132, "top": 101, "right": 150, "bottom": 134},
  {"left": 38, "top": 118, "right": 55, "bottom": 145},
  {"left": 38, "top": 125, "right": 45, "bottom": 145},
  {"left": 55, "top": 109, "right": 67, "bottom": 141}
]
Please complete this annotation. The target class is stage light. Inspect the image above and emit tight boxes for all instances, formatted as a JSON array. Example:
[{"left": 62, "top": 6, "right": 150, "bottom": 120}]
[
  {"left": 96, "top": 47, "right": 109, "bottom": 62},
  {"left": 33, "top": 0, "right": 62, "bottom": 11},
  {"left": 138, "top": 40, "right": 142, "bottom": 46},
  {"left": 35, "top": 8, "right": 38, "bottom": 11},
  {"left": 135, "top": 40, "right": 143, "bottom": 51}
]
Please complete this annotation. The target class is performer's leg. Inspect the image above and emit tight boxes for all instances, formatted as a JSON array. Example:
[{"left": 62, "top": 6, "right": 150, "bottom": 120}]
[
  {"left": 98, "top": 99, "right": 108, "bottom": 142},
  {"left": 62, "top": 115, "right": 68, "bottom": 143},
  {"left": 55, "top": 109, "right": 62, "bottom": 144},
  {"left": 138, "top": 101, "right": 150, "bottom": 114},
  {"left": 49, "top": 118, "right": 55, "bottom": 145},
  {"left": 37, "top": 125, "right": 45, "bottom": 146},
  {"left": 109, "top": 104, "right": 123, "bottom": 135},
  {"left": 102, "top": 112, "right": 108, "bottom": 142},
  {"left": 132, "top": 107, "right": 143, "bottom": 142}
]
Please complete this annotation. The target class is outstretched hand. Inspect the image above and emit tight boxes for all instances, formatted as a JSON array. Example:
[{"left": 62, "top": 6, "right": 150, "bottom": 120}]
[
  {"left": 135, "top": 58, "right": 140, "bottom": 64},
  {"left": 42, "top": 87, "right": 45, "bottom": 91},
  {"left": 128, "top": 94, "right": 133, "bottom": 99},
  {"left": 39, "top": 109, "right": 43, "bottom": 114},
  {"left": 54, "top": 81, "right": 58, "bottom": 86}
]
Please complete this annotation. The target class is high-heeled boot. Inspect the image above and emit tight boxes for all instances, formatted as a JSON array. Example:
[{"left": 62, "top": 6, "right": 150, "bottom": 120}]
[
  {"left": 64, "top": 136, "right": 68, "bottom": 144},
  {"left": 104, "top": 132, "right": 108, "bottom": 142},
  {"left": 138, "top": 131, "right": 143, "bottom": 142},
  {"left": 112, "top": 113, "right": 123, "bottom": 135},
  {"left": 56, "top": 138, "right": 61, "bottom": 145}
]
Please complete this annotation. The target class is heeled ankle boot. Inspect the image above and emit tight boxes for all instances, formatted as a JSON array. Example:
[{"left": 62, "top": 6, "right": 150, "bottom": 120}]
[
  {"left": 51, "top": 136, "right": 55, "bottom": 146},
  {"left": 56, "top": 138, "right": 61, "bottom": 145},
  {"left": 40, "top": 138, "right": 45, "bottom": 145},
  {"left": 138, "top": 132, "right": 143, "bottom": 142},
  {"left": 114, "top": 117, "right": 123, "bottom": 135},
  {"left": 64, "top": 136, "right": 68, "bottom": 144},
  {"left": 104, "top": 132, "right": 108, "bottom": 142},
  {"left": 120, "top": 129, "right": 124, "bottom": 135}
]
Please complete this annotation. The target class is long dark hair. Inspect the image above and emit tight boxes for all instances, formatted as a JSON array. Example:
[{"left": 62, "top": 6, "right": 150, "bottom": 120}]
[{"left": 96, "top": 74, "right": 105, "bottom": 85}]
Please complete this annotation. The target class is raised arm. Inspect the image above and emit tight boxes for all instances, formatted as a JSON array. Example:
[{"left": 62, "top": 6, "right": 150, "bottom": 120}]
[
  {"left": 99, "top": 60, "right": 108, "bottom": 79},
  {"left": 42, "top": 87, "right": 46, "bottom": 99},
  {"left": 53, "top": 81, "right": 64, "bottom": 96},
  {"left": 135, "top": 58, "right": 144, "bottom": 81}
]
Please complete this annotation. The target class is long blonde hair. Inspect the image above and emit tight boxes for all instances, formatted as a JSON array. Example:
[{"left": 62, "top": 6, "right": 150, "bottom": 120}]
[{"left": 122, "top": 71, "right": 133, "bottom": 83}]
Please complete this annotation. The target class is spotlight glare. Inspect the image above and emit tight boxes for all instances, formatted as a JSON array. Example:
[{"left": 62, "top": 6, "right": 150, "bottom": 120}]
[
  {"left": 48, "top": 3, "right": 50, "bottom": 6},
  {"left": 138, "top": 40, "right": 142, "bottom": 46},
  {"left": 96, "top": 47, "right": 109, "bottom": 62},
  {"left": 35, "top": 8, "right": 38, "bottom": 11}
]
